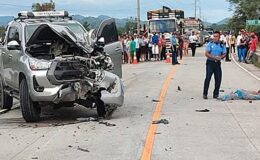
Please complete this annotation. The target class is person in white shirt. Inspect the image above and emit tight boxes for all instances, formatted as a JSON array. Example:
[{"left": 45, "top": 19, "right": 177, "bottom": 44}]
[
  {"left": 220, "top": 31, "right": 225, "bottom": 43},
  {"left": 134, "top": 34, "right": 141, "bottom": 62},
  {"left": 189, "top": 31, "right": 198, "bottom": 57},
  {"left": 236, "top": 31, "right": 242, "bottom": 61},
  {"left": 224, "top": 32, "right": 231, "bottom": 61}
]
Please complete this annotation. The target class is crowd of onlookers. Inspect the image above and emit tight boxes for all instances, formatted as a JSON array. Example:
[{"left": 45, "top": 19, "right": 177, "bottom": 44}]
[
  {"left": 119, "top": 29, "right": 259, "bottom": 65},
  {"left": 219, "top": 29, "right": 259, "bottom": 64},
  {"left": 119, "top": 32, "right": 189, "bottom": 64}
]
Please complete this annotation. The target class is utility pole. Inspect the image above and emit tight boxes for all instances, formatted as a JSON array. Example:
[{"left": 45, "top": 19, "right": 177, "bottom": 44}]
[
  {"left": 137, "top": 0, "right": 140, "bottom": 35},
  {"left": 195, "top": 0, "right": 197, "bottom": 19},
  {"left": 199, "top": 6, "right": 201, "bottom": 19}
]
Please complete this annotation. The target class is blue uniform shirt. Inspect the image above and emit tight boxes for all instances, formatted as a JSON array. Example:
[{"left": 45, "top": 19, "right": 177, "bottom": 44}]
[
  {"left": 206, "top": 41, "right": 226, "bottom": 57},
  {"left": 152, "top": 35, "right": 159, "bottom": 45},
  {"left": 171, "top": 35, "right": 177, "bottom": 45}
]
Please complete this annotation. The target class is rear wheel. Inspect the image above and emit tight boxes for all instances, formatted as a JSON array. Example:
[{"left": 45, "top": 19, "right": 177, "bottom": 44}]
[
  {"left": 20, "top": 79, "right": 41, "bottom": 122},
  {"left": 0, "top": 77, "right": 13, "bottom": 110}
]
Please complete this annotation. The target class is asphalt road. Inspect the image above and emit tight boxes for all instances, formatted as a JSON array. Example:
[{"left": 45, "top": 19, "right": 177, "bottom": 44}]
[{"left": 0, "top": 47, "right": 260, "bottom": 160}]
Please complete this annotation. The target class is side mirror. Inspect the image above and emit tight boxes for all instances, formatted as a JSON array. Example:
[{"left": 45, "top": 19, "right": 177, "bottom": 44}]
[
  {"left": 7, "top": 40, "right": 21, "bottom": 50},
  {"left": 96, "top": 37, "right": 105, "bottom": 47}
]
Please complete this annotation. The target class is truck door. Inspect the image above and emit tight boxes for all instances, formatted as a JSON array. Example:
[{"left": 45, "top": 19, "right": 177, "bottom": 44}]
[
  {"left": 2, "top": 25, "right": 22, "bottom": 88},
  {"left": 97, "top": 18, "right": 122, "bottom": 78}
]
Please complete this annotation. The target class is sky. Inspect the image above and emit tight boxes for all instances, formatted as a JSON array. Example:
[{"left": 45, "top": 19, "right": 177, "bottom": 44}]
[{"left": 0, "top": 0, "right": 233, "bottom": 23}]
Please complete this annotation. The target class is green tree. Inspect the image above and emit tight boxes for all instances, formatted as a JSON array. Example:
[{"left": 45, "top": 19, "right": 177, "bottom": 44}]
[
  {"left": 227, "top": 0, "right": 260, "bottom": 33},
  {"left": 32, "top": 1, "right": 55, "bottom": 11},
  {"left": 83, "top": 21, "right": 90, "bottom": 31},
  {"left": 124, "top": 20, "right": 137, "bottom": 35},
  {"left": 0, "top": 26, "right": 6, "bottom": 42},
  {"left": 117, "top": 27, "right": 125, "bottom": 35}
]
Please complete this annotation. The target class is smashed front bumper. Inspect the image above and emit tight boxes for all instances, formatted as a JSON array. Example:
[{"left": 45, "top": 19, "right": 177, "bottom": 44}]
[
  {"left": 98, "top": 71, "right": 124, "bottom": 106},
  {"left": 51, "top": 71, "right": 124, "bottom": 106}
]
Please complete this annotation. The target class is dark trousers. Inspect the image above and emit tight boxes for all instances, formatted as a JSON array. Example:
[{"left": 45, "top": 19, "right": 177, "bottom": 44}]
[
  {"left": 147, "top": 47, "right": 152, "bottom": 60},
  {"left": 203, "top": 60, "right": 222, "bottom": 97},
  {"left": 161, "top": 47, "right": 166, "bottom": 60},
  {"left": 123, "top": 51, "right": 128, "bottom": 63},
  {"left": 171, "top": 45, "right": 178, "bottom": 64},
  {"left": 225, "top": 47, "right": 230, "bottom": 61},
  {"left": 179, "top": 47, "right": 183, "bottom": 60},
  {"left": 190, "top": 43, "right": 196, "bottom": 57},
  {"left": 231, "top": 44, "right": 235, "bottom": 53},
  {"left": 136, "top": 48, "right": 140, "bottom": 62}
]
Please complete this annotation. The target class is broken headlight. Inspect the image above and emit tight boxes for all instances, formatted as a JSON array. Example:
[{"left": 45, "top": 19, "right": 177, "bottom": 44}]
[{"left": 29, "top": 58, "right": 52, "bottom": 70}]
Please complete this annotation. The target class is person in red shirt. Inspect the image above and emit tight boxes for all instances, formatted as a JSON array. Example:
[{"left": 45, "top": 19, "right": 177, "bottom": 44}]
[
  {"left": 246, "top": 32, "right": 257, "bottom": 63},
  {"left": 160, "top": 34, "right": 167, "bottom": 60}
]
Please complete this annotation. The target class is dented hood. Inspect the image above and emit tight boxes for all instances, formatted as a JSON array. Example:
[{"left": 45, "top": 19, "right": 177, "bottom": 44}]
[{"left": 26, "top": 24, "right": 93, "bottom": 53}]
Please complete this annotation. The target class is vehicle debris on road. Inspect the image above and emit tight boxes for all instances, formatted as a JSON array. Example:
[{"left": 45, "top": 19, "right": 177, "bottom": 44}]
[
  {"left": 195, "top": 109, "right": 210, "bottom": 112},
  {"left": 152, "top": 119, "right": 169, "bottom": 124},
  {"left": 99, "top": 121, "right": 116, "bottom": 127},
  {"left": 152, "top": 99, "right": 161, "bottom": 102},
  {"left": 76, "top": 117, "right": 99, "bottom": 122},
  {"left": 77, "top": 146, "right": 90, "bottom": 152}
]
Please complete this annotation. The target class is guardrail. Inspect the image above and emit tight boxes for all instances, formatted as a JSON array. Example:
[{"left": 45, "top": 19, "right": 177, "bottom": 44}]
[{"left": 253, "top": 49, "right": 260, "bottom": 68}]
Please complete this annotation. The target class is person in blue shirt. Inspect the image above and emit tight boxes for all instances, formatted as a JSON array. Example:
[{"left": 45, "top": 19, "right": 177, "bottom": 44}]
[
  {"left": 203, "top": 31, "right": 227, "bottom": 99},
  {"left": 151, "top": 32, "right": 159, "bottom": 61},
  {"left": 171, "top": 32, "right": 180, "bottom": 65},
  {"left": 151, "top": 32, "right": 159, "bottom": 44}
]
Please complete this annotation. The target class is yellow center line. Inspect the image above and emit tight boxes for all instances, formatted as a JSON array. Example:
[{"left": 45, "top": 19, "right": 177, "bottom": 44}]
[{"left": 140, "top": 65, "right": 178, "bottom": 160}]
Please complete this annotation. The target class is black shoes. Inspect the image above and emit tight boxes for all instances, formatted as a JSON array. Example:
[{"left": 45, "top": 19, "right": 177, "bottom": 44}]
[
  {"left": 213, "top": 95, "right": 219, "bottom": 99},
  {"left": 203, "top": 95, "right": 218, "bottom": 99},
  {"left": 172, "top": 62, "right": 180, "bottom": 65}
]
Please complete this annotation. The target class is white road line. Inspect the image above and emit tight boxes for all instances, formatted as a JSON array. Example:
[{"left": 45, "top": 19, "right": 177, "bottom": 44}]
[{"left": 231, "top": 53, "right": 260, "bottom": 81}]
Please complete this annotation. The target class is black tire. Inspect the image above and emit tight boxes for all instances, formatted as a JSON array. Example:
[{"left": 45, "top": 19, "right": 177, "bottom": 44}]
[
  {"left": 20, "top": 79, "right": 41, "bottom": 122},
  {"left": 0, "top": 77, "right": 13, "bottom": 110},
  {"left": 96, "top": 98, "right": 105, "bottom": 117}
]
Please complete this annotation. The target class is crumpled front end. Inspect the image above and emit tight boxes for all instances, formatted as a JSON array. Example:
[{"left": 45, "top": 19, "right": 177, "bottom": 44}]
[
  {"left": 45, "top": 56, "right": 124, "bottom": 107},
  {"left": 98, "top": 71, "right": 124, "bottom": 107},
  {"left": 26, "top": 22, "right": 124, "bottom": 114}
]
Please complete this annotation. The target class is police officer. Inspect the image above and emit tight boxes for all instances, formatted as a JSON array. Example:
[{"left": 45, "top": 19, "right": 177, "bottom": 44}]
[
  {"left": 171, "top": 32, "right": 180, "bottom": 65},
  {"left": 203, "top": 31, "right": 226, "bottom": 99}
]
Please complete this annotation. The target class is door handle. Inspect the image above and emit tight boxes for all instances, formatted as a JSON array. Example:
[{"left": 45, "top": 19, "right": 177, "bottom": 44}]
[
  {"left": 8, "top": 54, "right": 13, "bottom": 58},
  {"left": 115, "top": 48, "right": 121, "bottom": 51}
]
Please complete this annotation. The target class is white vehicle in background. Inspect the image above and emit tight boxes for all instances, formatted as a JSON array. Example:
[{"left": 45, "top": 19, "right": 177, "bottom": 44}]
[{"left": 147, "top": 6, "right": 184, "bottom": 51}]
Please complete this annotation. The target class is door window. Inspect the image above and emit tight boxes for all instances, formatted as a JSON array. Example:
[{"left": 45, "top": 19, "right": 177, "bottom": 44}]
[
  {"left": 7, "top": 27, "right": 20, "bottom": 44},
  {"left": 100, "top": 22, "right": 118, "bottom": 44}
]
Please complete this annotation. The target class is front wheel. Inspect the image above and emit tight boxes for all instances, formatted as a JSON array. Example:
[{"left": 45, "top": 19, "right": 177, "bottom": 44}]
[{"left": 20, "top": 79, "right": 41, "bottom": 122}]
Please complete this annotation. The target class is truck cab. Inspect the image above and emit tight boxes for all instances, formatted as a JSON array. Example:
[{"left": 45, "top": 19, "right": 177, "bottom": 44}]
[{"left": 147, "top": 7, "right": 185, "bottom": 51}]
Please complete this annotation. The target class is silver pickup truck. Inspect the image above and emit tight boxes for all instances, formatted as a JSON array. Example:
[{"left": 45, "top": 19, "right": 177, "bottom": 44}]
[{"left": 0, "top": 11, "right": 124, "bottom": 122}]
